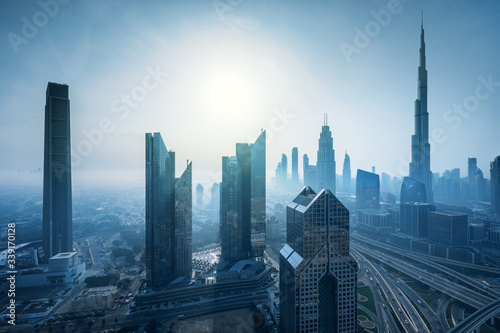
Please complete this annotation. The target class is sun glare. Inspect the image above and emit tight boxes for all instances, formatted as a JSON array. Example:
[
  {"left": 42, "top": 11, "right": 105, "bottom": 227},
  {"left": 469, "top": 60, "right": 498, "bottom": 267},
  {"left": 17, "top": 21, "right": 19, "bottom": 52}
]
[{"left": 200, "top": 68, "right": 257, "bottom": 116}]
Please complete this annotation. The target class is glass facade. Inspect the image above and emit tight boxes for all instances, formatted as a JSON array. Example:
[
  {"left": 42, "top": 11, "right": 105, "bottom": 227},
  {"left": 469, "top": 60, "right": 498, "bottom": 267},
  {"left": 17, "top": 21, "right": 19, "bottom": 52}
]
[
  {"left": 316, "top": 118, "right": 336, "bottom": 193},
  {"left": 145, "top": 133, "right": 191, "bottom": 289},
  {"left": 356, "top": 169, "right": 380, "bottom": 210},
  {"left": 492, "top": 156, "right": 500, "bottom": 216},
  {"left": 43, "top": 82, "right": 73, "bottom": 262},
  {"left": 280, "top": 187, "right": 357, "bottom": 333},
  {"left": 400, "top": 176, "right": 427, "bottom": 203},
  {"left": 428, "top": 211, "right": 468, "bottom": 247},
  {"left": 220, "top": 131, "right": 266, "bottom": 261},
  {"left": 400, "top": 202, "right": 435, "bottom": 238}
]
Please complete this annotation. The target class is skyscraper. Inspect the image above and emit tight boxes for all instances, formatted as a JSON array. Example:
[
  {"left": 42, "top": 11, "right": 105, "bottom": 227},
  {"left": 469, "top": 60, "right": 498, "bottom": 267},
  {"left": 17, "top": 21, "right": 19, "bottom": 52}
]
[
  {"left": 409, "top": 20, "right": 433, "bottom": 202},
  {"left": 468, "top": 158, "right": 478, "bottom": 200},
  {"left": 145, "top": 133, "right": 192, "bottom": 289},
  {"left": 281, "top": 153, "right": 288, "bottom": 185},
  {"left": 280, "top": 187, "right": 357, "bottom": 332},
  {"left": 220, "top": 130, "right": 266, "bottom": 261},
  {"left": 317, "top": 114, "right": 336, "bottom": 193},
  {"left": 491, "top": 156, "right": 500, "bottom": 216},
  {"left": 196, "top": 183, "right": 204, "bottom": 206},
  {"left": 343, "top": 152, "right": 351, "bottom": 193},
  {"left": 43, "top": 82, "right": 73, "bottom": 262},
  {"left": 210, "top": 182, "right": 220, "bottom": 211},
  {"left": 356, "top": 169, "right": 380, "bottom": 210},
  {"left": 291, "top": 147, "right": 298, "bottom": 184}
]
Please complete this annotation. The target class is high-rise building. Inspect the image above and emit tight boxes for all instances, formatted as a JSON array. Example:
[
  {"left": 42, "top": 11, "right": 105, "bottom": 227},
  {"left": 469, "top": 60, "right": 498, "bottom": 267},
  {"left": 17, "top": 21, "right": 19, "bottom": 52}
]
[
  {"left": 409, "top": 21, "right": 433, "bottom": 202},
  {"left": 400, "top": 177, "right": 427, "bottom": 203},
  {"left": 428, "top": 211, "right": 468, "bottom": 247},
  {"left": 356, "top": 169, "right": 380, "bottom": 210},
  {"left": 468, "top": 158, "right": 478, "bottom": 200},
  {"left": 210, "top": 182, "right": 220, "bottom": 211},
  {"left": 220, "top": 130, "right": 266, "bottom": 261},
  {"left": 492, "top": 156, "right": 500, "bottom": 216},
  {"left": 280, "top": 187, "right": 357, "bottom": 333},
  {"left": 145, "top": 133, "right": 192, "bottom": 289},
  {"left": 281, "top": 153, "right": 288, "bottom": 185},
  {"left": 43, "top": 82, "right": 73, "bottom": 262},
  {"left": 343, "top": 152, "right": 351, "bottom": 193},
  {"left": 303, "top": 154, "right": 318, "bottom": 191},
  {"left": 316, "top": 114, "right": 336, "bottom": 193},
  {"left": 291, "top": 147, "right": 298, "bottom": 184},
  {"left": 196, "top": 183, "right": 204, "bottom": 206},
  {"left": 400, "top": 202, "right": 435, "bottom": 238}
]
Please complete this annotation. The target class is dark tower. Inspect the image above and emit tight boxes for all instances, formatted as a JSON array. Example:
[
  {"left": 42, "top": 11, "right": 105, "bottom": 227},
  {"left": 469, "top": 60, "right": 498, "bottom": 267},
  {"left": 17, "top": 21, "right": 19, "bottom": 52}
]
[{"left": 43, "top": 82, "right": 73, "bottom": 262}]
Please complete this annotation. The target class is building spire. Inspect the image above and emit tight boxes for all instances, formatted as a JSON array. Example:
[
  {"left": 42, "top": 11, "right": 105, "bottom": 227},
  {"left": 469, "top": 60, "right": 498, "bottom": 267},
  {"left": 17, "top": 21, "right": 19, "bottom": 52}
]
[{"left": 419, "top": 14, "right": 426, "bottom": 69}]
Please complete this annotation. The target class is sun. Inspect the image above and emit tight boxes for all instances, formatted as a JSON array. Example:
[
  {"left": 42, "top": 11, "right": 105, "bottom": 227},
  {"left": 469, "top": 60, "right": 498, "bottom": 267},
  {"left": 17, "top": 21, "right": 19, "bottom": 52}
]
[{"left": 199, "top": 67, "right": 257, "bottom": 117}]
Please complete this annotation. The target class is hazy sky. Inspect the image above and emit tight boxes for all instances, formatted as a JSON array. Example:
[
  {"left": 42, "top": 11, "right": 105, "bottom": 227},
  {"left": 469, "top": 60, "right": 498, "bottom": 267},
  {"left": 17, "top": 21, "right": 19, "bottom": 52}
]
[{"left": 1, "top": 0, "right": 499, "bottom": 188}]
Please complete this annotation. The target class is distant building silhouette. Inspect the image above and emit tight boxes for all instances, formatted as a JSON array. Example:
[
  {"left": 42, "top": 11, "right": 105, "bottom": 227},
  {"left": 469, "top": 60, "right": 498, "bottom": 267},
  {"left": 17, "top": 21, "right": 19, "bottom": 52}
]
[
  {"left": 409, "top": 21, "right": 433, "bottom": 202},
  {"left": 303, "top": 153, "right": 317, "bottom": 191},
  {"left": 343, "top": 152, "right": 351, "bottom": 193},
  {"left": 210, "top": 182, "right": 220, "bottom": 211},
  {"left": 196, "top": 183, "right": 204, "bottom": 206},
  {"left": 400, "top": 177, "right": 427, "bottom": 203},
  {"left": 291, "top": 147, "right": 298, "bottom": 184},
  {"left": 145, "top": 133, "right": 192, "bottom": 289},
  {"left": 316, "top": 114, "right": 336, "bottom": 193},
  {"left": 280, "top": 187, "right": 357, "bottom": 332},
  {"left": 468, "top": 158, "right": 477, "bottom": 200},
  {"left": 492, "top": 156, "right": 500, "bottom": 216},
  {"left": 220, "top": 130, "right": 266, "bottom": 261},
  {"left": 356, "top": 169, "right": 380, "bottom": 210},
  {"left": 43, "top": 82, "right": 73, "bottom": 262}
]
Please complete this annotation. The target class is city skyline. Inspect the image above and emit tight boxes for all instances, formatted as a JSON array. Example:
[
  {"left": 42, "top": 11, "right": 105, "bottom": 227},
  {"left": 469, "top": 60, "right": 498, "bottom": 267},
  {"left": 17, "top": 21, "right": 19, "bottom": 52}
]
[{"left": 1, "top": 1, "right": 500, "bottom": 188}]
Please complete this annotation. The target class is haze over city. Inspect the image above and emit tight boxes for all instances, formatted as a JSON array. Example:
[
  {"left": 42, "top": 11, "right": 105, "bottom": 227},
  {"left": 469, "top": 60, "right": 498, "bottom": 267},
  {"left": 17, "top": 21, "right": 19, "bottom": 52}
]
[
  {"left": 1, "top": 1, "right": 500, "bottom": 333},
  {"left": 1, "top": 0, "right": 499, "bottom": 188}
]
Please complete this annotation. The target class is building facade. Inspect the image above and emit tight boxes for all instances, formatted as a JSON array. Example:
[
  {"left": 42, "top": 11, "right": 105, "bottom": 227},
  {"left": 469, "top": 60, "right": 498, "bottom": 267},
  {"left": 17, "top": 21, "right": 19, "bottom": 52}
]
[
  {"left": 356, "top": 169, "right": 380, "bottom": 210},
  {"left": 145, "top": 133, "right": 192, "bottom": 289},
  {"left": 43, "top": 82, "right": 73, "bottom": 262},
  {"left": 220, "top": 130, "right": 266, "bottom": 261},
  {"left": 491, "top": 156, "right": 500, "bottom": 216},
  {"left": 196, "top": 183, "right": 204, "bottom": 206},
  {"left": 280, "top": 187, "right": 357, "bottom": 333},
  {"left": 292, "top": 147, "right": 299, "bottom": 184},
  {"left": 400, "top": 202, "right": 435, "bottom": 238},
  {"left": 409, "top": 22, "right": 433, "bottom": 202},
  {"left": 316, "top": 114, "right": 336, "bottom": 193},
  {"left": 342, "top": 152, "right": 351, "bottom": 193},
  {"left": 428, "top": 211, "right": 468, "bottom": 247}
]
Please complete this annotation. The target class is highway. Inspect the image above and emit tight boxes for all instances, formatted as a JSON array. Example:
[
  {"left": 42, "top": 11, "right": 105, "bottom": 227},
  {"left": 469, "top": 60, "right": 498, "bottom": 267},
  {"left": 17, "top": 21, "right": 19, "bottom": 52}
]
[
  {"left": 354, "top": 248, "right": 429, "bottom": 332},
  {"left": 353, "top": 234, "right": 500, "bottom": 300},
  {"left": 352, "top": 238, "right": 496, "bottom": 311},
  {"left": 449, "top": 299, "right": 500, "bottom": 333}
]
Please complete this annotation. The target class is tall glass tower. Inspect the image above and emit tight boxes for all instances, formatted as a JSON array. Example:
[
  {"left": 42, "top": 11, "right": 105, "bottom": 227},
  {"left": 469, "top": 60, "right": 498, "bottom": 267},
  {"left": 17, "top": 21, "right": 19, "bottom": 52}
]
[
  {"left": 280, "top": 187, "right": 357, "bottom": 332},
  {"left": 317, "top": 114, "right": 336, "bottom": 193},
  {"left": 343, "top": 152, "right": 351, "bottom": 193},
  {"left": 43, "top": 82, "right": 73, "bottom": 262},
  {"left": 291, "top": 147, "right": 298, "bottom": 184},
  {"left": 220, "top": 130, "right": 266, "bottom": 261},
  {"left": 409, "top": 20, "right": 433, "bottom": 202},
  {"left": 145, "top": 133, "right": 192, "bottom": 289}
]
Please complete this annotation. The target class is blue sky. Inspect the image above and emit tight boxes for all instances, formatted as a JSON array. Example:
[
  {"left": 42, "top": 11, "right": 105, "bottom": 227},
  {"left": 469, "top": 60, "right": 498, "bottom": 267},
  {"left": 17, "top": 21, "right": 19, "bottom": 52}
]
[{"left": 1, "top": 0, "right": 499, "bottom": 187}]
